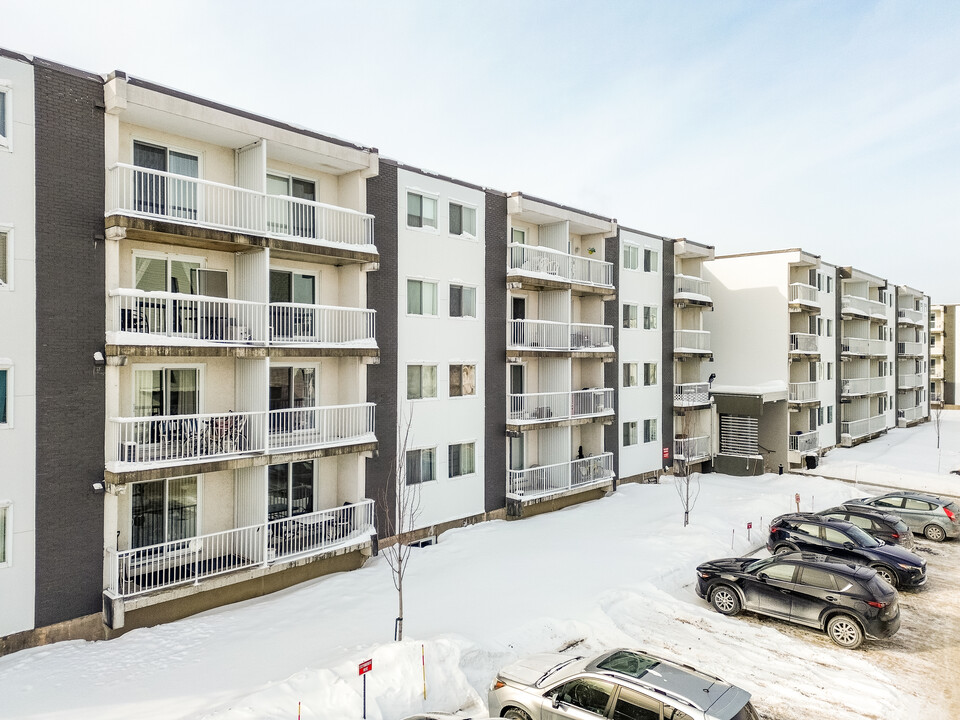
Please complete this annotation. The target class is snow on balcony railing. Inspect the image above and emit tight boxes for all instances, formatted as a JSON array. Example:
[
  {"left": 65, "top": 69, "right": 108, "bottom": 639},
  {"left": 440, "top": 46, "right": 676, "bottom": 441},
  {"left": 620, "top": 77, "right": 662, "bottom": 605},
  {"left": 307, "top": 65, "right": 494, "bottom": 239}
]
[
  {"left": 841, "top": 337, "right": 886, "bottom": 356},
  {"left": 509, "top": 389, "right": 614, "bottom": 423},
  {"left": 269, "top": 304, "right": 376, "bottom": 345},
  {"left": 107, "top": 164, "right": 375, "bottom": 249},
  {"left": 898, "top": 308, "right": 924, "bottom": 325},
  {"left": 897, "top": 341, "right": 924, "bottom": 356},
  {"left": 507, "top": 243, "right": 613, "bottom": 287},
  {"left": 841, "top": 415, "right": 886, "bottom": 439},
  {"left": 789, "top": 381, "right": 818, "bottom": 403},
  {"left": 790, "top": 333, "right": 818, "bottom": 353},
  {"left": 506, "top": 453, "right": 614, "bottom": 499},
  {"left": 789, "top": 283, "right": 819, "bottom": 306},
  {"left": 268, "top": 403, "right": 375, "bottom": 452},
  {"left": 507, "top": 319, "right": 613, "bottom": 350},
  {"left": 105, "top": 499, "right": 374, "bottom": 598},
  {"left": 675, "top": 274, "right": 711, "bottom": 298},
  {"left": 842, "top": 295, "right": 886, "bottom": 317},
  {"left": 841, "top": 377, "right": 886, "bottom": 395},
  {"left": 674, "top": 382, "right": 710, "bottom": 406},
  {"left": 675, "top": 329, "right": 711, "bottom": 352},
  {"left": 675, "top": 435, "right": 711, "bottom": 461},
  {"left": 789, "top": 431, "right": 819, "bottom": 453}
]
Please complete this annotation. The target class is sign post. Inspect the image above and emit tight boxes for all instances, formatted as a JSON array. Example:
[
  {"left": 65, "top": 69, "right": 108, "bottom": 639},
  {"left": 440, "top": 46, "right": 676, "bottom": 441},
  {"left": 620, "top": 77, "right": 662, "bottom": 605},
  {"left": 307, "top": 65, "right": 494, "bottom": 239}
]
[
  {"left": 747, "top": 521, "right": 753, "bottom": 543},
  {"left": 359, "top": 658, "right": 373, "bottom": 719},
  {"left": 794, "top": 493, "right": 800, "bottom": 512}
]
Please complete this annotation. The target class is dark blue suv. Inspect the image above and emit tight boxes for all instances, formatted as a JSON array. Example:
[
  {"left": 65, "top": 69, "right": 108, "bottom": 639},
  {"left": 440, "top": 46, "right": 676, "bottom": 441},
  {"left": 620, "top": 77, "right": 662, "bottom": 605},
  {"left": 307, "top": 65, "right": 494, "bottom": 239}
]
[{"left": 767, "top": 513, "right": 926, "bottom": 589}]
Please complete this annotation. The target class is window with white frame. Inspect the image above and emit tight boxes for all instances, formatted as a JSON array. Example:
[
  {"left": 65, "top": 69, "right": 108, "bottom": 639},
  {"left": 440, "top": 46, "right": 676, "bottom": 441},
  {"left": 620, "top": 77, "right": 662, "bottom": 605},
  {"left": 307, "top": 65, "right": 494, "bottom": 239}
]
[
  {"left": 449, "top": 364, "right": 476, "bottom": 397},
  {"left": 511, "top": 227, "right": 526, "bottom": 245},
  {"left": 407, "top": 364, "right": 438, "bottom": 400},
  {"left": 0, "top": 85, "right": 10, "bottom": 148},
  {"left": 643, "top": 248, "right": 659, "bottom": 273},
  {"left": 448, "top": 442, "right": 475, "bottom": 478},
  {"left": 0, "top": 228, "right": 9, "bottom": 286},
  {"left": 131, "top": 476, "right": 198, "bottom": 549},
  {"left": 826, "top": 276, "right": 833, "bottom": 293},
  {"left": 267, "top": 461, "right": 314, "bottom": 520},
  {"left": 623, "top": 363, "right": 638, "bottom": 387},
  {"left": 133, "top": 367, "right": 200, "bottom": 417},
  {"left": 407, "top": 279, "right": 438, "bottom": 315},
  {"left": 644, "top": 362, "right": 658, "bottom": 386},
  {"left": 407, "top": 191, "right": 437, "bottom": 229},
  {"left": 0, "top": 365, "right": 10, "bottom": 425},
  {"left": 133, "top": 141, "right": 200, "bottom": 220},
  {"left": 643, "top": 306, "right": 658, "bottom": 330},
  {"left": 449, "top": 284, "right": 476, "bottom": 318},
  {"left": 0, "top": 502, "right": 9, "bottom": 566},
  {"left": 449, "top": 202, "right": 476, "bottom": 237},
  {"left": 406, "top": 448, "right": 436, "bottom": 484},
  {"left": 623, "top": 244, "right": 639, "bottom": 270},
  {"left": 643, "top": 418, "right": 658, "bottom": 443},
  {"left": 827, "top": 405, "right": 834, "bottom": 424},
  {"left": 623, "top": 304, "right": 638, "bottom": 329},
  {"left": 827, "top": 362, "right": 834, "bottom": 380},
  {"left": 623, "top": 421, "right": 638, "bottom": 446}
]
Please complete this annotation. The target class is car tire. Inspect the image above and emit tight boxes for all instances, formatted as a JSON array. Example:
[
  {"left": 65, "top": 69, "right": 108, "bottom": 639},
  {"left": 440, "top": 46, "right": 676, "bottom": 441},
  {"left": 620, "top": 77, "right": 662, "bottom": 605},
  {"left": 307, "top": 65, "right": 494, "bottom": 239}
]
[
  {"left": 870, "top": 565, "right": 898, "bottom": 588},
  {"left": 504, "top": 709, "right": 532, "bottom": 720},
  {"left": 710, "top": 584, "right": 742, "bottom": 616},
  {"left": 826, "top": 614, "right": 864, "bottom": 649},
  {"left": 924, "top": 524, "right": 947, "bottom": 542},
  {"left": 774, "top": 543, "right": 797, "bottom": 555}
]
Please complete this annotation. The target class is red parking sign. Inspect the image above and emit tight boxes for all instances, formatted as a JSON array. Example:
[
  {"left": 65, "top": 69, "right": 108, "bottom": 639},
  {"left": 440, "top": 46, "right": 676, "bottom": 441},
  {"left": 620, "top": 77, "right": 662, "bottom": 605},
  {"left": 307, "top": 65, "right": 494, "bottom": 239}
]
[
  {"left": 662, "top": 447, "right": 670, "bottom": 460},
  {"left": 359, "top": 659, "right": 372, "bottom": 676}
]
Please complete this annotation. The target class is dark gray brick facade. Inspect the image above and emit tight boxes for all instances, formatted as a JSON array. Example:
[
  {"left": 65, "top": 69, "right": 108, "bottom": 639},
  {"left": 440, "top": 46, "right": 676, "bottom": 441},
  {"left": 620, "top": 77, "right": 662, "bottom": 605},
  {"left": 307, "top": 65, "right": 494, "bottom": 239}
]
[
  {"left": 33, "top": 60, "right": 106, "bottom": 626},
  {"left": 484, "top": 191, "right": 508, "bottom": 512}
]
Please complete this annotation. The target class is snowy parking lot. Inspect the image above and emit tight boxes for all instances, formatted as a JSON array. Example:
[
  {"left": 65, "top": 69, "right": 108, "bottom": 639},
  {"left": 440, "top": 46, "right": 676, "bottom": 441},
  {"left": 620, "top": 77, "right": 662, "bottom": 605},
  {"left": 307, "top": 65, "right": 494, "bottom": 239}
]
[{"left": 1, "top": 415, "right": 959, "bottom": 719}]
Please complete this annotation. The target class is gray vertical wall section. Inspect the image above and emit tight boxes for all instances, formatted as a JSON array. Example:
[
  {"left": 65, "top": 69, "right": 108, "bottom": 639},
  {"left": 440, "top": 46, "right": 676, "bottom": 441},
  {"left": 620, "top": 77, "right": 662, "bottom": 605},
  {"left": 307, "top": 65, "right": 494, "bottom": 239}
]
[
  {"left": 603, "top": 232, "right": 620, "bottom": 486},
  {"left": 365, "top": 161, "right": 399, "bottom": 534},
  {"left": 484, "top": 191, "right": 507, "bottom": 512},
  {"left": 661, "top": 241, "right": 675, "bottom": 469},
  {"left": 33, "top": 60, "right": 105, "bottom": 625}
]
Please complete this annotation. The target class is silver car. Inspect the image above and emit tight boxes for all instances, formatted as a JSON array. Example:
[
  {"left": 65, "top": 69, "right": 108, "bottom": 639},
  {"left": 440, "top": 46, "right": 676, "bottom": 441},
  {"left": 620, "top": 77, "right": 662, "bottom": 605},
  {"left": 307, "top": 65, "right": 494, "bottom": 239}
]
[
  {"left": 848, "top": 491, "right": 960, "bottom": 542},
  {"left": 488, "top": 648, "right": 758, "bottom": 720}
]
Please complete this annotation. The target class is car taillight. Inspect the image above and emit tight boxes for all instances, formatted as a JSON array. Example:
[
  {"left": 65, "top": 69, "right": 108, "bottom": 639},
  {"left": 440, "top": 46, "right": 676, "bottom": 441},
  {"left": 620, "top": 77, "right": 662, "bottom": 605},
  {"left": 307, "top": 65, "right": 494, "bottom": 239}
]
[
  {"left": 891, "top": 533, "right": 899, "bottom": 539},
  {"left": 867, "top": 601, "right": 887, "bottom": 609},
  {"left": 944, "top": 507, "right": 956, "bottom": 522},
  {"left": 770, "top": 527, "right": 777, "bottom": 534}
]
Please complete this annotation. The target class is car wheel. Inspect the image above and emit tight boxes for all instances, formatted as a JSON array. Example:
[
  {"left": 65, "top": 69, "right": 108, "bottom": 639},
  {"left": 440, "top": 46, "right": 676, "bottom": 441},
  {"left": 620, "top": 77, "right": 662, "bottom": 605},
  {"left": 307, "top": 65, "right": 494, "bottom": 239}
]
[
  {"left": 827, "top": 614, "right": 864, "bottom": 649},
  {"left": 774, "top": 543, "right": 797, "bottom": 555},
  {"left": 924, "top": 524, "right": 947, "bottom": 542},
  {"left": 504, "top": 709, "right": 531, "bottom": 720},
  {"left": 710, "top": 585, "right": 742, "bottom": 616},
  {"left": 870, "top": 565, "right": 898, "bottom": 588}
]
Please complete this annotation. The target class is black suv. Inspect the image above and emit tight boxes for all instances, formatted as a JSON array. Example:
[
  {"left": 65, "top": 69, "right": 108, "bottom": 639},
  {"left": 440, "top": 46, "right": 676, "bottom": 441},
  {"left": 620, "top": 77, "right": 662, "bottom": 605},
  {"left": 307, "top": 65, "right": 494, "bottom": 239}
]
[
  {"left": 820, "top": 505, "right": 915, "bottom": 550},
  {"left": 696, "top": 552, "right": 900, "bottom": 648},
  {"left": 767, "top": 513, "right": 926, "bottom": 588}
]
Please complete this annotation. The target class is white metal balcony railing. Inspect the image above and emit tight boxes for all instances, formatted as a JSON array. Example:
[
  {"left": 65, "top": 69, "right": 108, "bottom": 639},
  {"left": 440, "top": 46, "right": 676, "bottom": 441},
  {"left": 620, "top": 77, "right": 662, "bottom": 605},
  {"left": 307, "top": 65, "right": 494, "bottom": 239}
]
[
  {"left": 898, "top": 308, "right": 924, "bottom": 325},
  {"left": 105, "top": 499, "right": 375, "bottom": 598},
  {"left": 509, "top": 389, "right": 614, "bottom": 423},
  {"left": 841, "top": 337, "right": 886, "bottom": 356},
  {"left": 789, "top": 283, "right": 819, "bottom": 306},
  {"left": 898, "top": 406, "right": 923, "bottom": 422},
  {"left": 674, "top": 435, "right": 711, "bottom": 462},
  {"left": 107, "top": 164, "right": 375, "bottom": 248},
  {"left": 507, "top": 453, "right": 614, "bottom": 499},
  {"left": 674, "top": 382, "right": 710, "bottom": 407},
  {"left": 675, "top": 274, "right": 711, "bottom": 298},
  {"left": 789, "top": 381, "right": 819, "bottom": 403},
  {"left": 898, "top": 373, "right": 923, "bottom": 389},
  {"left": 508, "top": 243, "right": 613, "bottom": 287},
  {"left": 507, "top": 319, "right": 613, "bottom": 351},
  {"left": 790, "top": 333, "right": 818, "bottom": 353},
  {"left": 110, "top": 289, "right": 376, "bottom": 346},
  {"left": 109, "top": 403, "right": 375, "bottom": 467},
  {"left": 841, "top": 415, "right": 886, "bottom": 439},
  {"left": 789, "top": 431, "right": 820, "bottom": 453},
  {"left": 898, "top": 341, "right": 924, "bottom": 356},
  {"left": 842, "top": 295, "right": 886, "bottom": 317},
  {"left": 675, "top": 329, "right": 711, "bottom": 353},
  {"left": 841, "top": 377, "right": 886, "bottom": 395}
]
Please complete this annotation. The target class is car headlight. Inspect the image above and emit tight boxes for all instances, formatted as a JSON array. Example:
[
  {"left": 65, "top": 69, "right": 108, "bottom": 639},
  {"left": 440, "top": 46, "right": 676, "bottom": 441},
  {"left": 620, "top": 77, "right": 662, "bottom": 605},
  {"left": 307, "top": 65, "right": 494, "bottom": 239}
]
[{"left": 896, "top": 563, "right": 918, "bottom": 570}]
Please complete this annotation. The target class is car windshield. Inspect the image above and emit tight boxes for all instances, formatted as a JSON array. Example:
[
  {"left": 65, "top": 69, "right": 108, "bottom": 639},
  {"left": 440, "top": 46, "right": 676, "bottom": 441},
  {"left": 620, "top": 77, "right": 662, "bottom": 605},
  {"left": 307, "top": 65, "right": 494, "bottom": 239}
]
[
  {"left": 846, "top": 525, "right": 880, "bottom": 548},
  {"left": 596, "top": 650, "right": 660, "bottom": 679}
]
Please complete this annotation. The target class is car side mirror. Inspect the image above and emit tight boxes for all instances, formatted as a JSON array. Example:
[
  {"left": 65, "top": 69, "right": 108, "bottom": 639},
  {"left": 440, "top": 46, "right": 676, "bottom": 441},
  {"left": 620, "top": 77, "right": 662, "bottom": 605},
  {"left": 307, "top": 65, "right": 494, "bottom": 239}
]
[
  {"left": 552, "top": 693, "right": 562, "bottom": 709},
  {"left": 842, "top": 542, "right": 855, "bottom": 549},
  {"left": 758, "top": 572, "right": 768, "bottom": 580}
]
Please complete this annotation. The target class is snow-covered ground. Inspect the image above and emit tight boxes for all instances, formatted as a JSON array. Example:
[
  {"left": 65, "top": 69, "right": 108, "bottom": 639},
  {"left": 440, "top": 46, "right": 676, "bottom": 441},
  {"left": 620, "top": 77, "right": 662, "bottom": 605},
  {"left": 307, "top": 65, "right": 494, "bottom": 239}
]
[{"left": 2, "top": 415, "right": 958, "bottom": 720}]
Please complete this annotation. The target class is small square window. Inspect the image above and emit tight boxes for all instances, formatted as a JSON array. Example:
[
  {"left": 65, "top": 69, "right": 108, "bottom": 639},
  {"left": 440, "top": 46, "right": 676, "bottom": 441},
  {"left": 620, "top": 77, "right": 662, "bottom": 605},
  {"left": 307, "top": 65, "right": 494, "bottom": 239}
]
[
  {"left": 623, "top": 421, "right": 638, "bottom": 446},
  {"left": 623, "top": 304, "right": 638, "bottom": 329},
  {"left": 449, "top": 203, "right": 476, "bottom": 236},
  {"left": 448, "top": 442, "right": 476, "bottom": 478},
  {"left": 623, "top": 245, "right": 639, "bottom": 270},
  {"left": 407, "top": 192, "right": 437, "bottom": 229},
  {"left": 643, "top": 306, "right": 658, "bottom": 330},
  {"left": 511, "top": 228, "right": 526, "bottom": 244},
  {"left": 643, "top": 418, "right": 658, "bottom": 443},
  {"left": 407, "top": 365, "right": 438, "bottom": 400},
  {"left": 643, "top": 249, "right": 658, "bottom": 273},
  {"left": 407, "top": 279, "right": 438, "bottom": 315},
  {"left": 450, "top": 285, "right": 477, "bottom": 318},
  {"left": 449, "top": 364, "right": 476, "bottom": 397},
  {"left": 406, "top": 448, "right": 436, "bottom": 484},
  {"left": 623, "top": 363, "right": 638, "bottom": 388},
  {"left": 643, "top": 362, "right": 658, "bottom": 386}
]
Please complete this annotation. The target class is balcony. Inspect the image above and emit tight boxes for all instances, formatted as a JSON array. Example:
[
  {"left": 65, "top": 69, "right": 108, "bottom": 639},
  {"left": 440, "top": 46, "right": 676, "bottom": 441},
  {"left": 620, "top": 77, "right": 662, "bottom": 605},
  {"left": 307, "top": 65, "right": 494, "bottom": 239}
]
[
  {"left": 674, "top": 275, "right": 712, "bottom": 305},
  {"left": 507, "top": 243, "right": 613, "bottom": 288},
  {"left": 105, "top": 499, "right": 374, "bottom": 598},
  {"left": 507, "top": 453, "right": 614, "bottom": 500},
  {"left": 789, "top": 382, "right": 819, "bottom": 404},
  {"left": 789, "top": 283, "right": 820, "bottom": 311},
  {"left": 898, "top": 341, "right": 925, "bottom": 357},
  {"left": 841, "top": 415, "right": 886, "bottom": 440},
  {"left": 931, "top": 341, "right": 945, "bottom": 356},
  {"left": 841, "top": 377, "right": 886, "bottom": 396},
  {"left": 841, "top": 337, "right": 886, "bottom": 357},
  {"left": 898, "top": 406, "right": 924, "bottom": 423},
  {"left": 789, "top": 431, "right": 819, "bottom": 453},
  {"left": 674, "top": 382, "right": 710, "bottom": 407},
  {"left": 674, "top": 435, "right": 711, "bottom": 462},
  {"left": 675, "top": 330, "right": 711, "bottom": 355},
  {"left": 109, "top": 289, "right": 376, "bottom": 348},
  {"left": 898, "top": 308, "right": 924, "bottom": 326},
  {"left": 106, "top": 164, "right": 375, "bottom": 250},
  {"left": 508, "top": 389, "right": 614, "bottom": 425},
  {"left": 109, "top": 403, "right": 376, "bottom": 471},
  {"left": 507, "top": 320, "right": 613, "bottom": 351},
  {"left": 789, "top": 333, "right": 819, "bottom": 355},
  {"left": 931, "top": 366, "right": 944, "bottom": 380},
  {"left": 898, "top": 373, "right": 923, "bottom": 390},
  {"left": 841, "top": 295, "right": 887, "bottom": 320}
]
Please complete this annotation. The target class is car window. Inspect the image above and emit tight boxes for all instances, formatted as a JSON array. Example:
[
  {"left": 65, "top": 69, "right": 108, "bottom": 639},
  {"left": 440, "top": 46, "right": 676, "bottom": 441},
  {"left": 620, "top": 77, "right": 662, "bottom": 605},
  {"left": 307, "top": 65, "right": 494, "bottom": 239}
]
[
  {"left": 874, "top": 497, "right": 903, "bottom": 509},
  {"left": 613, "top": 686, "right": 661, "bottom": 720},
  {"left": 904, "top": 498, "right": 934, "bottom": 511},
  {"left": 664, "top": 705, "right": 695, "bottom": 720},
  {"left": 732, "top": 702, "right": 761, "bottom": 720},
  {"left": 822, "top": 527, "right": 849, "bottom": 544},
  {"left": 845, "top": 525, "right": 880, "bottom": 547},
  {"left": 894, "top": 520, "right": 910, "bottom": 534},
  {"left": 796, "top": 523, "right": 820, "bottom": 537},
  {"left": 554, "top": 678, "right": 616, "bottom": 716},
  {"left": 846, "top": 515, "right": 873, "bottom": 530},
  {"left": 762, "top": 563, "right": 796, "bottom": 581},
  {"left": 799, "top": 566, "right": 839, "bottom": 590}
]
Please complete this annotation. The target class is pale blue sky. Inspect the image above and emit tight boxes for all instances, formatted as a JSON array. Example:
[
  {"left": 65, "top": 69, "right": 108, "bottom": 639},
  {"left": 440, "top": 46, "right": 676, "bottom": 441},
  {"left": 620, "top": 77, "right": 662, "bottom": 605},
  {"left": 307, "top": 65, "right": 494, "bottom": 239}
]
[{"left": 3, "top": 1, "right": 958, "bottom": 300}]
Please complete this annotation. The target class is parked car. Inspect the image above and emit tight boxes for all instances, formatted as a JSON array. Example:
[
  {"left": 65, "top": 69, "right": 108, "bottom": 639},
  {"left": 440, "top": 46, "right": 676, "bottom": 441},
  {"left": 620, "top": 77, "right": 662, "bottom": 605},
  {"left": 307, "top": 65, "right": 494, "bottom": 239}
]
[
  {"left": 820, "top": 505, "right": 915, "bottom": 550},
  {"left": 488, "top": 648, "right": 758, "bottom": 720},
  {"left": 696, "top": 552, "right": 900, "bottom": 649},
  {"left": 846, "top": 491, "right": 960, "bottom": 542},
  {"left": 767, "top": 513, "right": 926, "bottom": 588}
]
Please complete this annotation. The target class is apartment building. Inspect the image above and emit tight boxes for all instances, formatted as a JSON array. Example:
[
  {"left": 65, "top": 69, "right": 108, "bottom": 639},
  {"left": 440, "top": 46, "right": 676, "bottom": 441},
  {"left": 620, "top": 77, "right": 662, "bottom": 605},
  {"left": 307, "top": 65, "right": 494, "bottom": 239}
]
[{"left": 895, "top": 286, "right": 930, "bottom": 427}]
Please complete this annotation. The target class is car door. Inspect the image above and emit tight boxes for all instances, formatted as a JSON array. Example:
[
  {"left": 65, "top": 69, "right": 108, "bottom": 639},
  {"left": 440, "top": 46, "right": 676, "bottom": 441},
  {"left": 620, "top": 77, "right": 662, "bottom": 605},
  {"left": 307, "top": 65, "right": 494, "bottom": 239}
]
[
  {"left": 541, "top": 677, "right": 617, "bottom": 720},
  {"left": 610, "top": 686, "right": 661, "bottom": 720},
  {"left": 901, "top": 498, "right": 936, "bottom": 531},
  {"left": 820, "top": 526, "right": 864, "bottom": 564},
  {"left": 790, "top": 566, "right": 839, "bottom": 627},
  {"left": 752, "top": 561, "right": 798, "bottom": 618},
  {"left": 791, "top": 523, "right": 824, "bottom": 551},
  {"left": 871, "top": 497, "right": 914, "bottom": 530}
]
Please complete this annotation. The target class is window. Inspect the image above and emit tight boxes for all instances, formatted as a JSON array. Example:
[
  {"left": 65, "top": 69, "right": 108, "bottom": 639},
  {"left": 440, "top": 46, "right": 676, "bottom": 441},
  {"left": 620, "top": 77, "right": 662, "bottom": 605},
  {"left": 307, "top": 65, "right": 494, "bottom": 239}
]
[
  {"left": 904, "top": 498, "right": 935, "bottom": 511},
  {"left": 449, "top": 202, "right": 476, "bottom": 236},
  {"left": 827, "top": 362, "right": 833, "bottom": 380},
  {"left": 644, "top": 362, "right": 658, "bottom": 386},
  {"left": 134, "top": 367, "right": 199, "bottom": 417},
  {"left": 623, "top": 244, "right": 639, "bottom": 270},
  {"left": 623, "top": 363, "right": 638, "bottom": 387},
  {"left": 406, "top": 448, "right": 436, "bottom": 484},
  {"left": 643, "top": 418, "right": 658, "bottom": 443},
  {"left": 407, "top": 279, "right": 438, "bottom": 315},
  {"left": 135, "top": 253, "right": 202, "bottom": 294},
  {"left": 0, "top": 229, "right": 8, "bottom": 286},
  {"left": 407, "top": 364, "right": 438, "bottom": 399},
  {"left": 827, "top": 405, "right": 834, "bottom": 424},
  {"left": 799, "top": 566, "right": 838, "bottom": 590},
  {"left": 448, "top": 442, "right": 475, "bottom": 478},
  {"left": 623, "top": 304, "right": 638, "bottom": 329},
  {"left": 817, "top": 407, "right": 824, "bottom": 426},
  {"left": 511, "top": 227, "right": 526, "bottom": 244},
  {"left": 269, "top": 366, "right": 317, "bottom": 429},
  {"left": 267, "top": 173, "right": 317, "bottom": 237},
  {"left": 623, "top": 421, "right": 638, "bottom": 446},
  {"left": 826, "top": 276, "right": 833, "bottom": 293},
  {"left": 449, "top": 364, "right": 476, "bottom": 397},
  {"left": 270, "top": 269, "right": 317, "bottom": 339},
  {"left": 407, "top": 191, "right": 437, "bottom": 229},
  {"left": 823, "top": 526, "right": 849, "bottom": 544},
  {"left": 612, "top": 686, "right": 661, "bottom": 720},
  {"left": 643, "top": 306, "right": 658, "bottom": 330},
  {"left": 131, "top": 476, "right": 198, "bottom": 548},
  {"left": 0, "top": 367, "right": 8, "bottom": 425},
  {"left": 643, "top": 248, "right": 658, "bottom": 272},
  {"left": 553, "top": 678, "right": 616, "bottom": 716},
  {"left": 133, "top": 141, "right": 199, "bottom": 220},
  {"left": 0, "top": 86, "right": 9, "bottom": 147},
  {"left": 0, "top": 503, "right": 9, "bottom": 566},
  {"left": 762, "top": 563, "right": 797, "bottom": 582},
  {"left": 449, "top": 285, "right": 476, "bottom": 318},
  {"left": 268, "top": 461, "right": 314, "bottom": 520}
]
